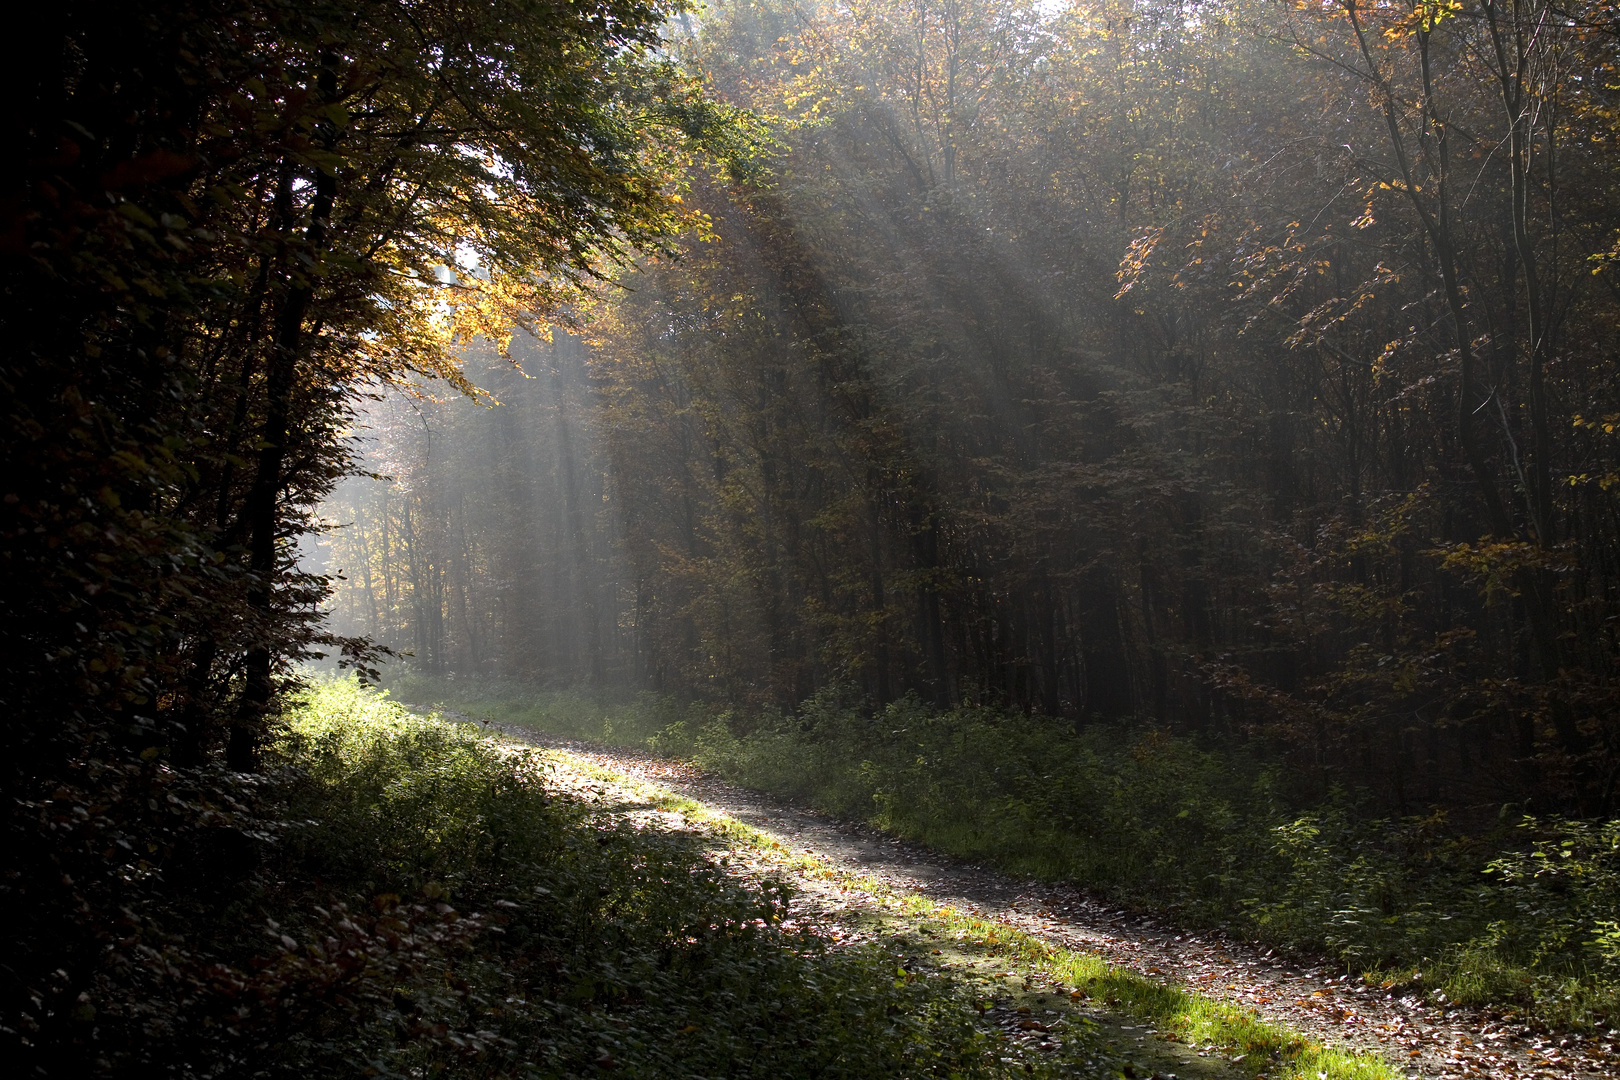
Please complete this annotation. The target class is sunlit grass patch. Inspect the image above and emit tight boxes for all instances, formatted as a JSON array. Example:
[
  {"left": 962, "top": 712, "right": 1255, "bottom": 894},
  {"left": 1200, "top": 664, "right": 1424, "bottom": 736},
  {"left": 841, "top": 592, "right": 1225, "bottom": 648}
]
[
  {"left": 543, "top": 740, "right": 1401, "bottom": 1080},
  {"left": 920, "top": 906, "right": 1397, "bottom": 1080},
  {"left": 274, "top": 678, "right": 1112, "bottom": 1079},
  {"left": 408, "top": 682, "right": 1402, "bottom": 1076},
  {"left": 417, "top": 676, "right": 1620, "bottom": 1032},
  {"left": 914, "top": 906, "right": 1396, "bottom": 1080}
]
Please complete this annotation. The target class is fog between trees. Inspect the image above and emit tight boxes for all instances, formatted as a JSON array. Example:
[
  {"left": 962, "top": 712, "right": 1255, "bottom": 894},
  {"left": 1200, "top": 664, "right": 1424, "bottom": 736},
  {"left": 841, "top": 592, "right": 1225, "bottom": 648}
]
[
  {"left": 330, "top": 0, "right": 1620, "bottom": 817},
  {"left": 8, "top": 0, "right": 1620, "bottom": 1070}
]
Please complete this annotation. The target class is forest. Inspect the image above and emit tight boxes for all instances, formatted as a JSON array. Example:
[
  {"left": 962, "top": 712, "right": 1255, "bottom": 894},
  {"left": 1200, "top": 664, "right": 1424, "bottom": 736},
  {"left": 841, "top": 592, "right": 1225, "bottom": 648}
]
[{"left": 5, "top": 0, "right": 1620, "bottom": 1076}]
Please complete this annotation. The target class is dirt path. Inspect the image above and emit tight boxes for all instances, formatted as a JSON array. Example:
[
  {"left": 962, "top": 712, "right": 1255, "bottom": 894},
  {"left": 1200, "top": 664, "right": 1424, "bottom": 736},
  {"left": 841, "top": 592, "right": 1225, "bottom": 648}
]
[{"left": 455, "top": 713, "right": 1618, "bottom": 1080}]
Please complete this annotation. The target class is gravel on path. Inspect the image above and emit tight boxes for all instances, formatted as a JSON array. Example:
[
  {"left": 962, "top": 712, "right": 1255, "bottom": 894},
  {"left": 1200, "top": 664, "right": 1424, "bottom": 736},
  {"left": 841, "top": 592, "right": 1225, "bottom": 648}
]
[{"left": 448, "top": 711, "right": 1620, "bottom": 1080}]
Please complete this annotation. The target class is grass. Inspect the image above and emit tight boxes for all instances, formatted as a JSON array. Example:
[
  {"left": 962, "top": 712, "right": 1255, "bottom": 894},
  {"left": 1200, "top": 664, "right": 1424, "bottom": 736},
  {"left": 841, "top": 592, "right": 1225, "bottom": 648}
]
[
  {"left": 252, "top": 677, "right": 1302, "bottom": 1079},
  {"left": 397, "top": 673, "right": 1620, "bottom": 1032},
  {"left": 501, "top": 712, "right": 1400, "bottom": 1080},
  {"left": 267, "top": 679, "right": 1005, "bottom": 1078}
]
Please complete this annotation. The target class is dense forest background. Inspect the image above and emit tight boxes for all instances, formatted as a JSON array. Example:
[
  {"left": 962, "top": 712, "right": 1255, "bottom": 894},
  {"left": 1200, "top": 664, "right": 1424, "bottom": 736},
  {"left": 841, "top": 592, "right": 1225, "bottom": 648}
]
[
  {"left": 10, "top": 0, "right": 1620, "bottom": 1072},
  {"left": 328, "top": 0, "right": 1620, "bottom": 818}
]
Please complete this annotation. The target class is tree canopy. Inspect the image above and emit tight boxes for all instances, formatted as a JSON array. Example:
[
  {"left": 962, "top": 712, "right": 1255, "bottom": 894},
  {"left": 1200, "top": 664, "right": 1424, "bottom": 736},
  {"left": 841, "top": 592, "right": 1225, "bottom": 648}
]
[
  {"left": 11, "top": 0, "right": 1620, "bottom": 1068},
  {"left": 333, "top": 0, "right": 1620, "bottom": 814},
  {"left": 1, "top": 0, "right": 723, "bottom": 1068}
]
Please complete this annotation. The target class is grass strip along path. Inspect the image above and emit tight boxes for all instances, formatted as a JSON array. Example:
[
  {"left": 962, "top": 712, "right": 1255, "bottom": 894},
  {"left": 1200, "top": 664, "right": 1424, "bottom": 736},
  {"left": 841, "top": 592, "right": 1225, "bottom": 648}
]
[
  {"left": 285, "top": 682, "right": 1039, "bottom": 1079},
  {"left": 547, "top": 752, "right": 1394, "bottom": 1080},
  {"left": 363, "top": 688, "right": 1397, "bottom": 1080},
  {"left": 416, "top": 690, "right": 1619, "bottom": 1080}
]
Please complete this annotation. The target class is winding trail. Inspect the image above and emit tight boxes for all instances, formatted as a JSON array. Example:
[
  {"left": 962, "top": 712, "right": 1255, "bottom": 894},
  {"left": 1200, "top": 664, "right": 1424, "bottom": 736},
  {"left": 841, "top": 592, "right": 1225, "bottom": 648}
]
[{"left": 453, "top": 711, "right": 1618, "bottom": 1080}]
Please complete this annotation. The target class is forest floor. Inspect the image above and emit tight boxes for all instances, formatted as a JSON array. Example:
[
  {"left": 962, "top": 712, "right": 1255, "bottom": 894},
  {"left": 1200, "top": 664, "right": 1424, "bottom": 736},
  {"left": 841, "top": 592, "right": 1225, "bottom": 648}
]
[{"left": 444, "top": 710, "right": 1617, "bottom": 1080}]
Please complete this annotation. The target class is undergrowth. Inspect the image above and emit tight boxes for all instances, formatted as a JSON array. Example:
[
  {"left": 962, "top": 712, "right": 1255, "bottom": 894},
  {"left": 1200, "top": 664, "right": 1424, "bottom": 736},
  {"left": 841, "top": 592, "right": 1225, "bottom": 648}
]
[
  {"left": 403, "top": 673, "right": 1620, "bottom": 1031},
  {"left": 553, "top": 748, "right": 1399, "bottom": 1080},
  {"left": 256, "top": 678, "right": 1036, "bottom": 1078}
]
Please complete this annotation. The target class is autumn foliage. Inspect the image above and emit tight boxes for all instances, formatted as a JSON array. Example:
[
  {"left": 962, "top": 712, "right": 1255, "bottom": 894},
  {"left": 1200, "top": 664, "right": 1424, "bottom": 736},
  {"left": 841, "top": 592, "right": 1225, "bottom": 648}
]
[
  {"left": 334, "top": 0, "right": 1620, "bottom": 816},
  {"left": 0, "top": 0, "right": 718, "bottom": 1069}
]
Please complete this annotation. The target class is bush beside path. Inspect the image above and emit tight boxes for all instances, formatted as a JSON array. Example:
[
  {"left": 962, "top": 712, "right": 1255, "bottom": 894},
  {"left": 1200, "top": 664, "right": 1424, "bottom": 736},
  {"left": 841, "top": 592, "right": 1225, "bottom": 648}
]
[{"left": 417, "top": 687, "right": 1618, "bottom": 1080}]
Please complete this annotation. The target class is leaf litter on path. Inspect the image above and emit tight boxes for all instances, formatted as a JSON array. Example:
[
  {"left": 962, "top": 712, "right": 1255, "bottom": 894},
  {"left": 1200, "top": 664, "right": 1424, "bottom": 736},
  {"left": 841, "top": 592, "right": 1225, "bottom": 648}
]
[{"left": 435, "top": 710, "right": 1619, "bottom": 1080}]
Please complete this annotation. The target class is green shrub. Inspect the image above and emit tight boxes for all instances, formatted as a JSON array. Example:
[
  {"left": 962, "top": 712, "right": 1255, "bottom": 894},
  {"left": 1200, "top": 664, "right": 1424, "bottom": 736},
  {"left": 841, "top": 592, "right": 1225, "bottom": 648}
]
[{"left": 414, "top": 675, "right": 1620, "bottom": 1028}]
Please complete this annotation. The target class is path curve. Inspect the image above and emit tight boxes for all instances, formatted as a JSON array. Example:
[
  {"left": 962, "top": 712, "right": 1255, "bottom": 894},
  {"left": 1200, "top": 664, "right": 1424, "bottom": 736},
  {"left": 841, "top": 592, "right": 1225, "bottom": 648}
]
[{"left": 456, "top": 714, "right": 1617, "bottom": 1080}]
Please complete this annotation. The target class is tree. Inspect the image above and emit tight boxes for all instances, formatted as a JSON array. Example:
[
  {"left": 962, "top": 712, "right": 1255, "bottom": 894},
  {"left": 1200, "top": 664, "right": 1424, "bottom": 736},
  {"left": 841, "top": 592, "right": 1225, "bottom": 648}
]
[
  {"left": 327, "top": 0, "right": 1620, "bottom": 814},
  {"left": 1, "top": 0, "right": 721, "bottom": 1068}
]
